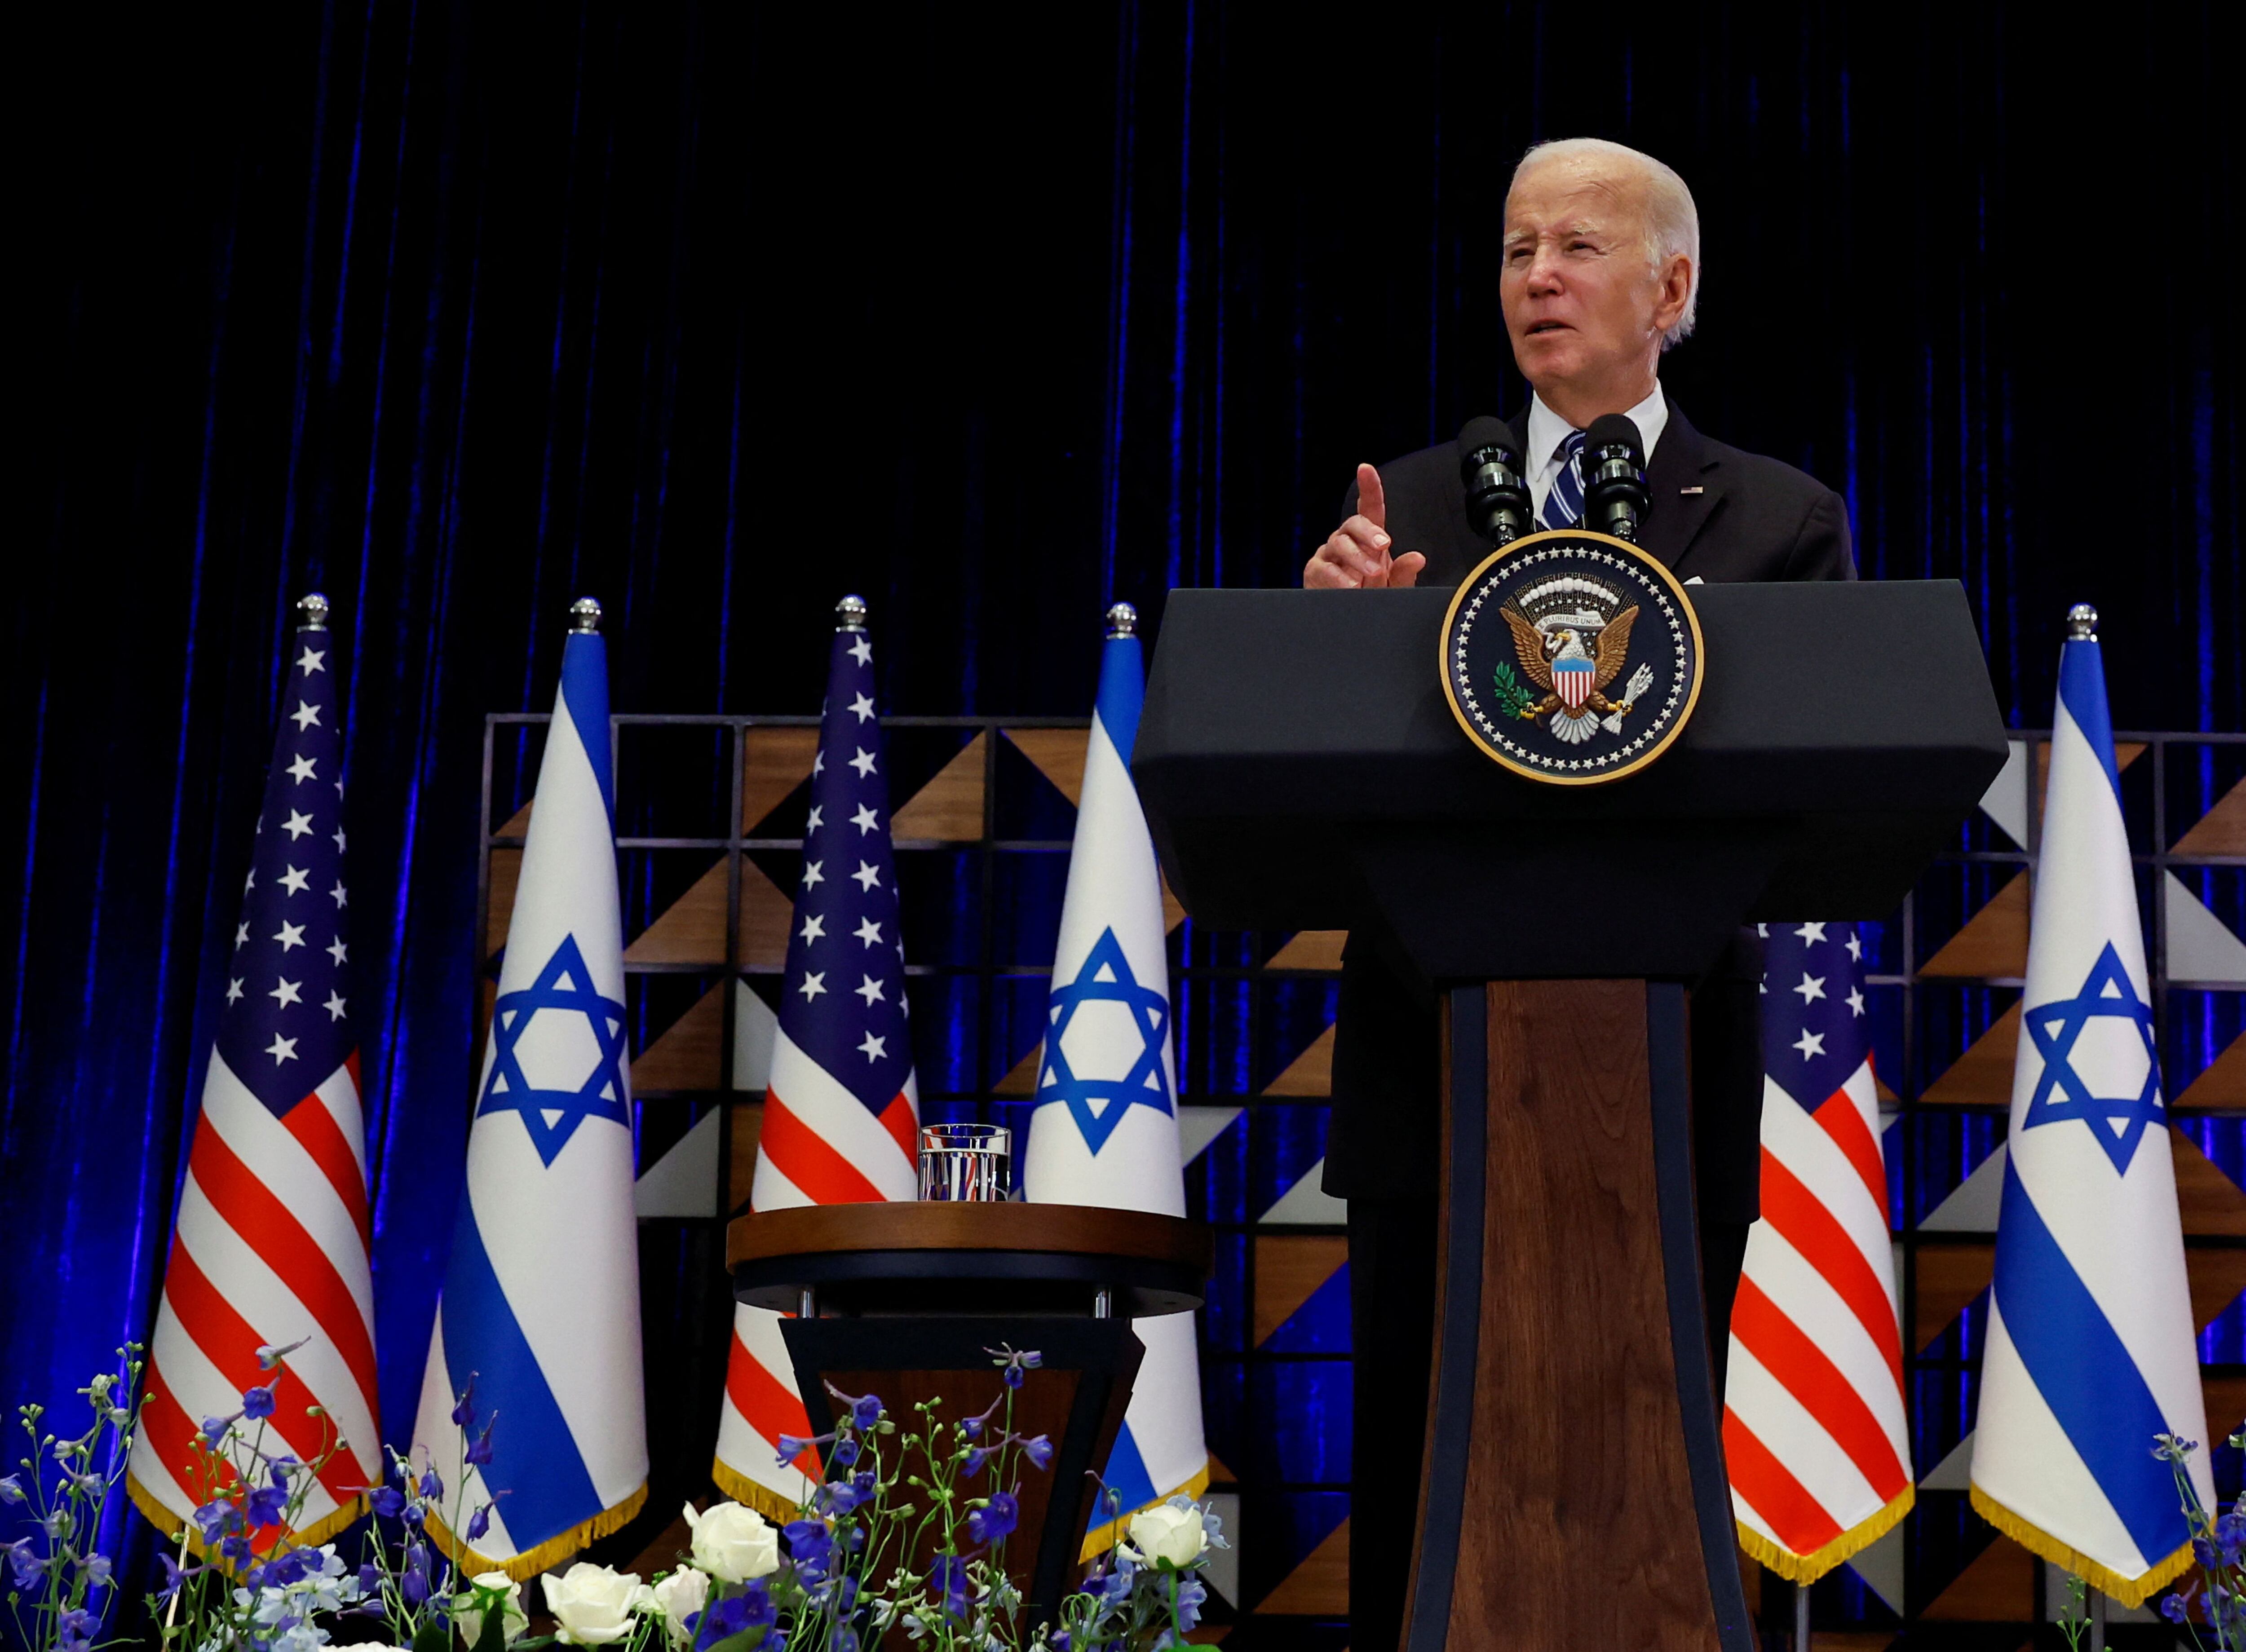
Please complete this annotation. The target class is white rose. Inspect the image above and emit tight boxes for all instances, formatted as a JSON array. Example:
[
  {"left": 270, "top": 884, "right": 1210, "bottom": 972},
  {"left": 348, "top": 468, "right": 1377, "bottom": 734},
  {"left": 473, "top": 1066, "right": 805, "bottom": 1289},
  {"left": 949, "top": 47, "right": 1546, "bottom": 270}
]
[
  {"left": 1125, "top": 1502, "right": 1208, "bottom": 1570},
  {"left": 650, "top": 1567, "right": 712, "bottom": 1644},
  {"left": 451, "top": 1570, "right": 528, "bottom": 1644},
  {"left": 681, "top": 1500, "right": 780, "bottom": 1583},
  {"left": 545, "top": 1562, "right": 655, "bottom": 1646}
]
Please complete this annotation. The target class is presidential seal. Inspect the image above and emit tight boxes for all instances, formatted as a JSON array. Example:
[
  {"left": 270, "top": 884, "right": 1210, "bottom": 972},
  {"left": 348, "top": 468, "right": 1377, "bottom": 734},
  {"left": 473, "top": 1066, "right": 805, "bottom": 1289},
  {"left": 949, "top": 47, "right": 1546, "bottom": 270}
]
[{"left": 1439, "top": 528, "right": 1703, "bottom": 785}]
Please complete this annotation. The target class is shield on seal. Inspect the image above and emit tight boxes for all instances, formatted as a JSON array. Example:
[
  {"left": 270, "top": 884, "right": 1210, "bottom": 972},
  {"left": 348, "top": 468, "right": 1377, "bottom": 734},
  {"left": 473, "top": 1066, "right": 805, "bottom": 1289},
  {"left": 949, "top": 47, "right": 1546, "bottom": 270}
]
[{"left": 1552, "top": 656, "right": 1594, "bottom": 709}]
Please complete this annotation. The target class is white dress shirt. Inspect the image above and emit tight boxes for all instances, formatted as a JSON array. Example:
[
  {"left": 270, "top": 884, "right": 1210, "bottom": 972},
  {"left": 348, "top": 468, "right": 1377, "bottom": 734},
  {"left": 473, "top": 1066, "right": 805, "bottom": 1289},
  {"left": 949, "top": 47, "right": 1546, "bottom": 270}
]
[{"left": 1524, "top": 381, "right": 1671, "bottom": 521}]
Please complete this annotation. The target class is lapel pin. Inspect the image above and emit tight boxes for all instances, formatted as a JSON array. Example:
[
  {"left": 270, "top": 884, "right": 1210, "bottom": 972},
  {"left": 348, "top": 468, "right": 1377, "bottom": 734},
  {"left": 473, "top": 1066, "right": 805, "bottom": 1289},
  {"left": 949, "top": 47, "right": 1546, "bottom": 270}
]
[{"left": 1680, "top": 486, "right": 1704, "bottom": 495}]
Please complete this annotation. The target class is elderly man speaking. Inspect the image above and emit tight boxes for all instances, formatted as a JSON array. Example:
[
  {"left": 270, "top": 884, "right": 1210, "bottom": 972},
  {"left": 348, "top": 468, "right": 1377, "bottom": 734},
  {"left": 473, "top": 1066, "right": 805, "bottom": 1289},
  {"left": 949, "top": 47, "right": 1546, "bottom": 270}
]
[{"left": 1305, "top": 136, "right": 1855, "bottom": 1646}]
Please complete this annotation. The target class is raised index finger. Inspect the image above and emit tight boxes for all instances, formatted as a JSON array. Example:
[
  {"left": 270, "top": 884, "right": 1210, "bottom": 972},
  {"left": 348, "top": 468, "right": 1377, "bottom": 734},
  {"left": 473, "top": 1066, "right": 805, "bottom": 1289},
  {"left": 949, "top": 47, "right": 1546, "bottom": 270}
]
[{"left": 1357, "top": 464, "right": 1387, "bottom": 531}]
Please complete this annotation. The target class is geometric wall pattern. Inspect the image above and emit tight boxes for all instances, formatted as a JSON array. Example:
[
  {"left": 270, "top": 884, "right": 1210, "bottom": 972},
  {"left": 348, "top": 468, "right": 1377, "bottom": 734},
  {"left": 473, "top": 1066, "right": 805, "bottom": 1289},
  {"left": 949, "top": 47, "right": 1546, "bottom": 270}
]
[{"left": 481, "top": 715, "right": 2245, "bottom": 1648}]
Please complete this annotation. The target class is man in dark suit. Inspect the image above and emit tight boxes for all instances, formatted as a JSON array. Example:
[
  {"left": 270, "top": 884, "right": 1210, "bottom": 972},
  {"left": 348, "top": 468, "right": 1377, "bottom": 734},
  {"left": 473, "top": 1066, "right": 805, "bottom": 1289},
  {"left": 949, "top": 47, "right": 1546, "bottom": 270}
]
[{"left": 1302, "top": 137, "right": 1855, "bottom": 1647}]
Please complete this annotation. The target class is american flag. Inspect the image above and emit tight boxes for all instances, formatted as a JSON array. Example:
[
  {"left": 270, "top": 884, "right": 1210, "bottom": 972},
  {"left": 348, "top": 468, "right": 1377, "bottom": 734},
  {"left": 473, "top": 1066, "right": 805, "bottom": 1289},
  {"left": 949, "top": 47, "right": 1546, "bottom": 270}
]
[
  {"left": 714, "top": 596, "right": 919, "bottom": 1516},
  {"left": 128, "top": 595, "right": 380, "bottom": 1548},
  {"left": 1725, "top": 921, "right": 1913, "bottom": 1580}
]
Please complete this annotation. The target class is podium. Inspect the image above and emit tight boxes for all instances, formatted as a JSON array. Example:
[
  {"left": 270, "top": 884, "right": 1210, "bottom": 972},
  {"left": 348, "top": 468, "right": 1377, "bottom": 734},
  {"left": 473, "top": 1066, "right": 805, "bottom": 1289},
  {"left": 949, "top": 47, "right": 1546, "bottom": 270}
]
[
  {"left": 1132, "top": 582, "right": 2006, "bottom": 1651},
  {"left": 728, "top": 1202, "right": 1211, "bottom": 1619}
]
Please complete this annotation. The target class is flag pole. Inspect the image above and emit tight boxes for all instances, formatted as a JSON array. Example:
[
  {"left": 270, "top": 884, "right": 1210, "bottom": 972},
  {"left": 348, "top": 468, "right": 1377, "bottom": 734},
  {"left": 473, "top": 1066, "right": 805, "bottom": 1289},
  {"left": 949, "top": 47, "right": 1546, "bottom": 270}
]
[{"left": 1794, "top": 1581, "right": 1810, "bottom": 1651}]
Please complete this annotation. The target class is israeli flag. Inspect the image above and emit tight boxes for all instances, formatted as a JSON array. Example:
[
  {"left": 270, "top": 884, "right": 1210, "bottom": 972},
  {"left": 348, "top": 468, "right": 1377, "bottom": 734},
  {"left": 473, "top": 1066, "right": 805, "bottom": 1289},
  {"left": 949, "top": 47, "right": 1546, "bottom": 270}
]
[
  {"left": 1970, "top": 608, "right": 2209, "bottom": 1606},
  {"left": 1023, "top": 605, "right": 1207, "bottom": 1546},
  {"left": 414, "top": 603, "right": 646, "bottom": 1577}
]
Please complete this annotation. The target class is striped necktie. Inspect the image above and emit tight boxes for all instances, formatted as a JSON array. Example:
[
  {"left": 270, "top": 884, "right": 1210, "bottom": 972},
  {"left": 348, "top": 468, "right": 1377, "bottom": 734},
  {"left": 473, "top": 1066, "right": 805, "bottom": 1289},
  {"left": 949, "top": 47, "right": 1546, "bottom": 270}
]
[{"left": 1539, "top": 428, "right": 1587, "bottom": 531}]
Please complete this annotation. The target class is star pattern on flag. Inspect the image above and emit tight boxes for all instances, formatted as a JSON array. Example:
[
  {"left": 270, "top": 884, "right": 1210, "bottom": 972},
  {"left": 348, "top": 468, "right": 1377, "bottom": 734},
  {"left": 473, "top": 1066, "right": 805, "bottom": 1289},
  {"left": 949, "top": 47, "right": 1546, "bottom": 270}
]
[
  {"left": 476, "top": 933, "right": 630, "bottom": 1166},
  {"left": 1761, "top": 920, "right": 1873, "bottom": 1112},
  {"left": 774, "top": 627, "right": 913, "bottom": 1115},
  {"left": 1036, "top": 927, "right": 1173, "bottom": 1154},
  {"left": 2021, "top": 941, "right": 2165, "bottom": 1174},
  {"left": 216, "top": 630, "right": 354, "bottom": 1117}
]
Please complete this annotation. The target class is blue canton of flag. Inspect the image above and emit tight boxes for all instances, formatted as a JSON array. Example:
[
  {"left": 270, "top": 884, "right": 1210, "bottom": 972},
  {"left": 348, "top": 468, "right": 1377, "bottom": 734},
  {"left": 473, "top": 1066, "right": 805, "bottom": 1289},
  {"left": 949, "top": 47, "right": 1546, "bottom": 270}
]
[
  {"left": 414, "top": 600, "right": 647, "bottom": 1579},
  {"left": 219, "top": 635, "right": 357, "bottom": 1112},
  {"left": 747, "top": 601, "right": 919, "bottom": 1206},
  {"left": 1971, "top": 608, "right": 2210, "bottom": 1608},
  {"left": 1023, "top": 604, "right": 1207, "bottom": 1555}
]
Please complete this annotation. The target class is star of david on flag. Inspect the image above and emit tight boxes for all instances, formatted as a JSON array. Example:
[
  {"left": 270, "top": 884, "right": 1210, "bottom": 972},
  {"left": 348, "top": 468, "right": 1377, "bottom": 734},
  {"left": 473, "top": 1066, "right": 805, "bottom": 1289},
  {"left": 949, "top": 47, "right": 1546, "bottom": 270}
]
[
  {"left": 414, "top": 602, "right": 647, "bottom": 1578},
  {"left": 1038, "top": 928, "right": 1174, "bottom": 1154},
  {"left": 1023, "top": 606, "right": 1207, "bottom": 1555},
  {"left": 477, "top": 934, "right": 630, "bottom": 1165},
  {"left": 1971, "top": 610, "right": 2209, "bottom": 1608},
  {"left": 2019, "top": 942, "right": 2164, "bottom": 1174}
]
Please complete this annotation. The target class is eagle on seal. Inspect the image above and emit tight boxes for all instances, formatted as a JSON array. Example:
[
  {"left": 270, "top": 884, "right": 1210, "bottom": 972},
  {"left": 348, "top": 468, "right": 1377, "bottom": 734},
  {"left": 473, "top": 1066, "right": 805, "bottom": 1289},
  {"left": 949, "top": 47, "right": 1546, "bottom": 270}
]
[{"left": 1500, "top": 602, "right": 1640, "bottom": 744}]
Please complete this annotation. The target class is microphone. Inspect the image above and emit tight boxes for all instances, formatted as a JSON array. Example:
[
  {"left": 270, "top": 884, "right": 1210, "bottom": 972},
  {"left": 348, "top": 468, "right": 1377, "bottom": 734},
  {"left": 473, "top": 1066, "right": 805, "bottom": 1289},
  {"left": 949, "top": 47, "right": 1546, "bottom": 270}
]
[
  {"left": 1457, "top": 416, "right": 1533, "bottom": 547},
  {"left": 1580, "top": 414, "right": 1651, "bottom": 543}
]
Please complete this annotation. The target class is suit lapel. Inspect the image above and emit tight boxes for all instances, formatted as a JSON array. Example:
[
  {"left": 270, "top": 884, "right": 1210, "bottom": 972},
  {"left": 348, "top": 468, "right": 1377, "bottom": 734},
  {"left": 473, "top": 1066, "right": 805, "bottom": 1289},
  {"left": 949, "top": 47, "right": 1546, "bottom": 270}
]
[{"left": 1639, "top": 402, "right": 1721, "bottom": 572}]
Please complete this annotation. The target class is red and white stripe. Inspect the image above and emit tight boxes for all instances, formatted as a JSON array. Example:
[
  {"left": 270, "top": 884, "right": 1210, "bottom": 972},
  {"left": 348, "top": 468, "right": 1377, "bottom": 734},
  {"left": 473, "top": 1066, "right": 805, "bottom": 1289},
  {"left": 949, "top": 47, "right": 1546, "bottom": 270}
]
[
  {"left": 129, "top": 1052, "right": 380, "bottom": 1544},
  {"left": 713, "top": 1032, "right": 916, "bottom": 1515},
  {"left": 1725, "top": 1056, "right": 1913, "bottom": 1577}
]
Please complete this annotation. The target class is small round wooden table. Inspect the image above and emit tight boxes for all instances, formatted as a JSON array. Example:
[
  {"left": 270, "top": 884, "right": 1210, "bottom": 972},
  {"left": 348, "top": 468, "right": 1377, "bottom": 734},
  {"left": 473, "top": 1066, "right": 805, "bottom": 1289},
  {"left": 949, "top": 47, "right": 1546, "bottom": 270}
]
[{"left": 726, "top": 1201, "right": 1212, "bottom": 1621}]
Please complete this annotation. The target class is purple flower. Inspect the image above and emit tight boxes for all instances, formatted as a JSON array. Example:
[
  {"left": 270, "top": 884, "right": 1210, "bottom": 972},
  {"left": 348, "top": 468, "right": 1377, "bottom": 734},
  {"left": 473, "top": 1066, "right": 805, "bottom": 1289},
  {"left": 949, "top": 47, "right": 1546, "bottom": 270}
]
[
  {"left": 199, "top": 1415, "right": 233, "bottom": 1449},
  {"left": 80, "top": 1552, "right": 112, "bottom": 1588},
  {"left": 219, "top": 1535, "right": 253, "bottom": 1569},
  {"left": 0, "top": 1475, "right": 22, "bottom": 1503},
  {"left": 451, "top": 1376, "right": 479, "bottom": 1428},
  {"left": 829, "top": 1630, "right": 859, "bottom": 1652},
  {"left": 256, "top": 1338, "right": 309, "bottom": 1370},
  {"left": 2164, "top": 1591, "right": 2193, "bottom": 1624},
  {"left": 962, "top": 1447, "right": 989, "bottom": 1478},
  {"left": 693, "top": 1581, "right": 775, "bottom": 1650},
  {"left": 1175, "top": 1574, "right": 1209, "bottom": 1630},
  {"left": 987, "top": 1345, "right": 1043, "bottom": 1389},
  {"left": 241, "top": 1385, "right": 275, "bottom": 1420},
  {"left": 246, "top": 1481, "right": 288, "bottom": 1528},
  {"left": 466, "top": 1503, "right": 491, "bottom": 1542},
  {"left": 465, "top": 1417, "right": 497, "bottom": 1468},
  {"left": 192, "top": 1498, "right": 237, "bottom": 1543},
  {"left": 357, "top": 1562, "right": 380, "bottom": 1595},
  {"left": 368, "top": 1484, "right": 405, "bottom": 1519},
  {"left": 155, "top": 1552, "right": 190, "bottom": 1604},
  {"left": 264, "top": 1548, "right": 312, "bottom": 1587},
  {"left": 966, "top": 1491, "right": 1018, "bottom": 1545},
  {"left": 784, "top": 1518, "right": 835, "bottom": 1582},
  {"left": 5, "top": 1539, "right": 45, "bottom": 1590},
  {"left": 830, "top": 1434, "right": 859, "bottom": 1467},
  {"left": 56, "top": 1607, "right": 93, "bottom": 1652},
  {"left": 419, "top": 1466, "right": 443, "bottom": 1500},
  {"left": 1018, "top": 1434, "right": 1054, "bottom": 1471},
  {"left": 927, "top": 1553, "right": 971, "bottom": 1619},
  {"left": 400, "top": 1543, "right": 433, "bottom": 1607}
]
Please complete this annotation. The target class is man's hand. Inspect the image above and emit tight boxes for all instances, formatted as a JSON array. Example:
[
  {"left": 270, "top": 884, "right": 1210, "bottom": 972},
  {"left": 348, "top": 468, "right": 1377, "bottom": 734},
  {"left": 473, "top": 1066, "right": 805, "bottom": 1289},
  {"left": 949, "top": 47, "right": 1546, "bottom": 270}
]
[{"left": 1303, "top": 464, "right": 1427, "bottom": 589}]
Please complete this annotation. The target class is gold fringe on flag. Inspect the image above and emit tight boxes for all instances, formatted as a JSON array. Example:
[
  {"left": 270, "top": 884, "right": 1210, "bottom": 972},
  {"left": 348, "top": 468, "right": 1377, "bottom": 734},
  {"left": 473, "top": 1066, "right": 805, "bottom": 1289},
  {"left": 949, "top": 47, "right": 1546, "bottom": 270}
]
[
  {"left": 710, "top": 1455, "right": 809, "bottom": 1527},
  {"left": 423, "top": 1481, "right": 648, "bottom": 1584},
  {"left": 1078, "top": 1460, "right": 1213, "bottom": 1563},
  {"left": 1969, "top": 1484, "right": 2193, "bottom": 1610},
  {"left": 125, "top": 1474, "right": 366, "bottom": 1563},
  {"left": 1736, "top": 1484, "right": 1914, "bottom": 1585}
]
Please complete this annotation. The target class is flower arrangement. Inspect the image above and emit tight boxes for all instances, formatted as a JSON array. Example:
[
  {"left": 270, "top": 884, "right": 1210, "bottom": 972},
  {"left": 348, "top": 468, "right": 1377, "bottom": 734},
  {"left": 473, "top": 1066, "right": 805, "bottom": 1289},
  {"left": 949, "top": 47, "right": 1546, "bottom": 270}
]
[
  {"left": 2158, "top": 1431, "right": 2246, "bottom": 1648},
  {"left": 3, "top": 1345, "right": 143, "bottom": 1652},
  {"left": 5, "top": 1344, "right": 1223, "bottom": 1652}
]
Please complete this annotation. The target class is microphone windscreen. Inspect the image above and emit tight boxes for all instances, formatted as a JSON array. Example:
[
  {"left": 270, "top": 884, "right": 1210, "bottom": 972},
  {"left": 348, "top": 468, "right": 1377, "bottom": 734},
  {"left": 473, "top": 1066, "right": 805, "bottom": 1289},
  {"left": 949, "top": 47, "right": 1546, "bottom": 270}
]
[
  {"left": 1456, "top": 415, "right": 1517, "bottom": 464},
  {"left": 1584, "top": 412, "right": 1645, "bottom": 466}
]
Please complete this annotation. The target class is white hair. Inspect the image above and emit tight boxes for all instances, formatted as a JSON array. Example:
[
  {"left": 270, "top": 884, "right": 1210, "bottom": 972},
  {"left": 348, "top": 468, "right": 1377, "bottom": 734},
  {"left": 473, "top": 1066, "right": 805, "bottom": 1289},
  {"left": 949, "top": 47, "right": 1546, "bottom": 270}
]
[{"left": 1511, "top": 137, "right": 1700, "bottom": 349}]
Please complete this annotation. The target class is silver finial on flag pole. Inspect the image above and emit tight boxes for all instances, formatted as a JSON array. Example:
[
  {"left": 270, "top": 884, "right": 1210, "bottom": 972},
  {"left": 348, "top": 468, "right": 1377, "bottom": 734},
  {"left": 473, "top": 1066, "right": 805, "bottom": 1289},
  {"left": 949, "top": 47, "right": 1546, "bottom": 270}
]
[
  {"left": 296, "top": 592, "right": 330, "bottom": 631},
  {"left": 569, "top": 596, "right": 603, "bottom": 634},
  {"left": 836, "top": 594, "right": 869, "bottom": 632},
  {"left": 2066, "top": 602, "right": 2098, "bottom": 640},
  {"left": 1105, "top": 601, "right": 1138, "bottom": 639}
]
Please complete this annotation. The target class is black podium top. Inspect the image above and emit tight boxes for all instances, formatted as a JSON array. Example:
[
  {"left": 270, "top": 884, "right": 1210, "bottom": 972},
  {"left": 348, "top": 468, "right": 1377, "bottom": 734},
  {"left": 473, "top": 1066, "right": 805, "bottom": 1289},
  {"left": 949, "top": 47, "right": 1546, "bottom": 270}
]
[{"left": 1133, "top": 581, "right": 2006, "bottom": 981}]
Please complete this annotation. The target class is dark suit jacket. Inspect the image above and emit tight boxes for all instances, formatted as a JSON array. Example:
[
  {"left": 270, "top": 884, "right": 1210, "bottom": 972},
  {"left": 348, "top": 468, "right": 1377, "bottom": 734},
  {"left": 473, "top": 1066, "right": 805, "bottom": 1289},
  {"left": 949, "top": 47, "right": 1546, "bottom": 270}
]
[{"left": 1323, "top": 401, "right": 1858, "bottom": 1219}]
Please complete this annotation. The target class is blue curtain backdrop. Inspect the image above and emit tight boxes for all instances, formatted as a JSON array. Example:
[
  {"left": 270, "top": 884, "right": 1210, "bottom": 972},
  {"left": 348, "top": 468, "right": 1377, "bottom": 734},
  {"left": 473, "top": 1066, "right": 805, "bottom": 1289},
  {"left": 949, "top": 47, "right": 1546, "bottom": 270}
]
[{"left": 4, "top": 0, "right": 2240, "bottom": 1631}]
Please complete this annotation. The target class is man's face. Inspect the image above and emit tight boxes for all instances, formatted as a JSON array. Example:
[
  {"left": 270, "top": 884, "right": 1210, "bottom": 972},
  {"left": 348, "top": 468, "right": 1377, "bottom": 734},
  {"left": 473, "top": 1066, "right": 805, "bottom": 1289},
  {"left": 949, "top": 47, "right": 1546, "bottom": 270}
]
[{"left": 1500, "top": 158, "right": 1681, "bottom": 396}]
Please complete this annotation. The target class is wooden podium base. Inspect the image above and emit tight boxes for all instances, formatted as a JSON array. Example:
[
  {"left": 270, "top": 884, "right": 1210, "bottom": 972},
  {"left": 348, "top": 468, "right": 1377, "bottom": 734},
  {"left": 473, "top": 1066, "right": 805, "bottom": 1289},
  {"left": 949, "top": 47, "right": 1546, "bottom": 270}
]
[{"left": 1403, "top": 981, "right": 1751, "bottom": 1652}]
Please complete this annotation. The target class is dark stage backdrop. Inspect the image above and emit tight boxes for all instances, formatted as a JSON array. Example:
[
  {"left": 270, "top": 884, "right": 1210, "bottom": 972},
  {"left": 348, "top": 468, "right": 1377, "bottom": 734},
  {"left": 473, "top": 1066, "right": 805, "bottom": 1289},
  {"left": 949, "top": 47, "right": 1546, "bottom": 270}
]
[{"left": 5, "top": 0, "right": 2240, "bottom": 1641}]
